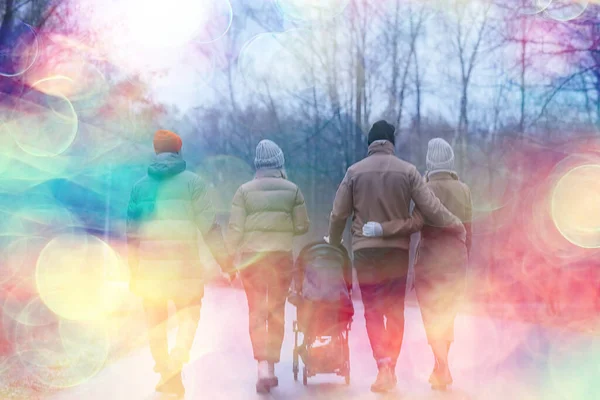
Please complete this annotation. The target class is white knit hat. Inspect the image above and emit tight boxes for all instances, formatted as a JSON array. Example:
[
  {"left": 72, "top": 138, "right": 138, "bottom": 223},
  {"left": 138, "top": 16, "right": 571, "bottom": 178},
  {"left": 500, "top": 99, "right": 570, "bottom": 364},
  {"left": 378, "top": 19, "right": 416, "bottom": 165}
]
[
  {"left": 254, "top": 139, "right": 285, "bottom": 170},
  {"left": 426, "top": 138, "right": 455, "bottom": 172}
]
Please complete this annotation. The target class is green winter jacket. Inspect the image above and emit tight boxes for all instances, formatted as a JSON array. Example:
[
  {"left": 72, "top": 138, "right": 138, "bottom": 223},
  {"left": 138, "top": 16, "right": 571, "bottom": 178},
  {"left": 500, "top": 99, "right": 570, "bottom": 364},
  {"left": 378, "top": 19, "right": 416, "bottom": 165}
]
[
  {"left": 227, "top": 168, "right": 309, "bottom": 255},
  {"left": 127, "top": 152, "right": 215, "bottom": 302}
]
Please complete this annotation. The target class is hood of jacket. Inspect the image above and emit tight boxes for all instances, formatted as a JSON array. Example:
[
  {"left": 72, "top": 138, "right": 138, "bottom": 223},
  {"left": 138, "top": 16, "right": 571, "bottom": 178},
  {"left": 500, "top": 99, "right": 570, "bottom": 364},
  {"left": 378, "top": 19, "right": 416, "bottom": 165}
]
[{"left": 148, "top": 152, "right": 186, "bottom": 179}]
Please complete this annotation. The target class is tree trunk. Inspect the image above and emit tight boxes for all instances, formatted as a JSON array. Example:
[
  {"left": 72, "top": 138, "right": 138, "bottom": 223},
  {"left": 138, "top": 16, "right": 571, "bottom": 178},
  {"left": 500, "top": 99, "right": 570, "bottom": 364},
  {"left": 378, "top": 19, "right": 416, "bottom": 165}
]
[
  {"left": 518, "top": 17, "right": 527, "bottom": 135},
  {"left": 0, "top": 0, "right": 15, "bottom": 47},
  {"left": 354, "top": 48, "right": 364, "bottom": 163},
  {"left": 414, "top": 47, "right": 422, "bottom": 166}
]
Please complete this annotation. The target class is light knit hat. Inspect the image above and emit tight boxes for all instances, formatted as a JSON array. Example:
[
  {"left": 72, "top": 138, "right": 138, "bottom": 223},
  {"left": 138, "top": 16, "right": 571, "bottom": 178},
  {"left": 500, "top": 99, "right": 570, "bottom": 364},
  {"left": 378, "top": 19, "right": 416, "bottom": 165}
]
[
  {"left": 426, "top": 138, "right": 455, "bottom": 172},
  {"left": 254, "top": 139, "right": 285, "bottom": 170}
]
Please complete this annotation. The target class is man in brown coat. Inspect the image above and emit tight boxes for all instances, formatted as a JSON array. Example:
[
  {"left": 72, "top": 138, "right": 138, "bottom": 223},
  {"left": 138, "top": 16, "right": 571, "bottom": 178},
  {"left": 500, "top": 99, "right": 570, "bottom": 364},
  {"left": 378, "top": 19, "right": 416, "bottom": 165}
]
[{"left": 328, "top": 121, "right": 465, "bottom": 392}]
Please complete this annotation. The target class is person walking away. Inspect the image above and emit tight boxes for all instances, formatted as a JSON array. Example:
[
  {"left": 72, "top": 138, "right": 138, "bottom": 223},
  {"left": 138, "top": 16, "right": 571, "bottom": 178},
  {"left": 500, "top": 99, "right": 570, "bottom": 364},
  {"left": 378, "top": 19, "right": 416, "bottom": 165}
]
[
  {"left": 328, "top": 121, "right": 465, "bottom": 393},
  {"left": 227, "top": 140, "right": 310, "bottom": 394},
  {"left": 363, "top": 137, "right": 472, "bottom": 390},
  {"left": 127, "top": 129, "right": 232, "bottom": 396}
]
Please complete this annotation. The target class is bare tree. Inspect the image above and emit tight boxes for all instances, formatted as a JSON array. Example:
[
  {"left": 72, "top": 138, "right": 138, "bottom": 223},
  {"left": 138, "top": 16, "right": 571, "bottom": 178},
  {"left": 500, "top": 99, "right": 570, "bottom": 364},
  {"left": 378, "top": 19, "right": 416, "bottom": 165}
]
[{"left": 444, "top": 0, "right": 493, "bottom": 172}]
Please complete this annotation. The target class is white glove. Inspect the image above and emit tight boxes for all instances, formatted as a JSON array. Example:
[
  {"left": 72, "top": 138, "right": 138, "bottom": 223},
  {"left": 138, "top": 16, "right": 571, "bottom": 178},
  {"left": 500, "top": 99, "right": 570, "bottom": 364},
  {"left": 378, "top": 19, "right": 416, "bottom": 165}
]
[{"left": 362, "top": 222, "right": 383, "bottom": 237}]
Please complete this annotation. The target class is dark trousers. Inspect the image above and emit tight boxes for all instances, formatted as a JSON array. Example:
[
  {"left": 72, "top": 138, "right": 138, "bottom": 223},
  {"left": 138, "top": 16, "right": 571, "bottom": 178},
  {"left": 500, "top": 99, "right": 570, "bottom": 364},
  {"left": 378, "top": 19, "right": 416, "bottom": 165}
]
[
  {"left": 240, "top": 252, "right": 294, "bottom": 363},
  {"left": 143, "top": 296, "right": 202, "bottom": 372},
  {"left": 354, "top": 248, "right": 409, "bottom": 369}
]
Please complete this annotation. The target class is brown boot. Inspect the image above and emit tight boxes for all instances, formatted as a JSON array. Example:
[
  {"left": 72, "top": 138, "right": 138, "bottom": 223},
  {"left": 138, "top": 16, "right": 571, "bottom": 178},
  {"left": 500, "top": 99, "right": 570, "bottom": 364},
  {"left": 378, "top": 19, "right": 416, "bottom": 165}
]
[
  {"left": 430, "top": 341, "right": 452, "bottom": 390},
  {"left": 256, "top": 361, "right": 271, "bottom": 393},
  {"left": 428, "top": 358, "right": 439, "bottom": 384},
  {"left": 370, "top": 363, "right": 395, "bottom": 393},
  {"left": 434, "top": 363, "right": 453, "bottom": 389},
  {"left": 267, "top": 362, "right": 279, "bottom": 387},
  {"left": 156, "top": 370, "right": 185, "bottom": 397}
]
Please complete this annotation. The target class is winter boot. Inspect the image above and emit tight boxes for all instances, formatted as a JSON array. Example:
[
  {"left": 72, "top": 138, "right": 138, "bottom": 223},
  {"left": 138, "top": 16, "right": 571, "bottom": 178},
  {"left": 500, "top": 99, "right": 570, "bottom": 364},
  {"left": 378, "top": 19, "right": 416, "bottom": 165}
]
[
  {"left": 154, "top": 364, "right": 170, "bottom": 392},
  {"left": 156, "top": 370, "right": 185, "bottom": 397},
  {"left": 430, "top": 341, "right": 453, "bottom": 390},
  {"left": 267, "top": 362, "right": 279, "bottom": 387},
  {"left": 428, "top": 357, "right": 440, "bottom": 384},
  {"left": 370, "top": 362, "right": 396, "bottom": 393},
  {"left": 390, "top": 360, "right": 398, "bottom": 385},
  {"left": 256, "top": 361, "right": 271, "bottom": 394}
]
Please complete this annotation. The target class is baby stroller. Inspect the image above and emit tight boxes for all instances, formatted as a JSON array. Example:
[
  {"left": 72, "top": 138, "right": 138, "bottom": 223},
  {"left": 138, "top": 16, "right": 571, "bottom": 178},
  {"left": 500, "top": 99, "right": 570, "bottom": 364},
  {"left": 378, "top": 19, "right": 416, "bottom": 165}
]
[{"left": 290, "top": 241, "right": 354, "bottom": 385}]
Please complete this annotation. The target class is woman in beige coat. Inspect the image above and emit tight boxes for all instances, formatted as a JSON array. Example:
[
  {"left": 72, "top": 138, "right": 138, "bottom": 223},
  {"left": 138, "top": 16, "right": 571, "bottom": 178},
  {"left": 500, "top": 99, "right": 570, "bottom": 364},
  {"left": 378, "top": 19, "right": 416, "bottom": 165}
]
[
  {"left": 227, "top": 140, "right": 310, "bottom": 394},
  {"left": 362, "top": 138, "right": 472, "bottom": 390}
]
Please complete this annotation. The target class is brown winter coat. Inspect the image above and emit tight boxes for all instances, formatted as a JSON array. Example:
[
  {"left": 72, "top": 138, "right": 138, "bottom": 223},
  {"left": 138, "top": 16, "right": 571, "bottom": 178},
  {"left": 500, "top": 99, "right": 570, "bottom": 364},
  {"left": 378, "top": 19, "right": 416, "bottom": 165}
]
[
  {"left": 227, "top": 169, "right": 310, "bottom": 254},
  {"left": 328, "top": 141, "right": 464, "bottom": 252}
]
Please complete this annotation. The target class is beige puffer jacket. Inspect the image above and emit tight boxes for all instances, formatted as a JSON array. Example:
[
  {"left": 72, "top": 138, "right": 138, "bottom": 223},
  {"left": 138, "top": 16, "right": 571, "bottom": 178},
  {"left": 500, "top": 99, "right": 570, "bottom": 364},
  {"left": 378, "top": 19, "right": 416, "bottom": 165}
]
[{"left": 227, "top": 169, "right": 309, "bottom": 254}]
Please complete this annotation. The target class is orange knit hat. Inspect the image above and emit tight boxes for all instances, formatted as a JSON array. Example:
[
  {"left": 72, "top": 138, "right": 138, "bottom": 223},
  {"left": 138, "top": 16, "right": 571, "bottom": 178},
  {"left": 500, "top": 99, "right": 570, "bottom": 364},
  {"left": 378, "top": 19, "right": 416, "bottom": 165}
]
[{"left": 153, "top": 129, "right": 182, "bottom": 154}]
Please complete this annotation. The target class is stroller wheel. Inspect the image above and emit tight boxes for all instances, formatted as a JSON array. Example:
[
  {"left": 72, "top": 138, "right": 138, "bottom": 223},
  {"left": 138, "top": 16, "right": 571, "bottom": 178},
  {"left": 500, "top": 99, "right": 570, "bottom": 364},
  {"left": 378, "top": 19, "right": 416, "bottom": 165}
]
[
  {"left": 293, "top": 349, "right": 299, "bottom": 371},
  {"left": 302, "top": 366, "right": 308, "bottom": 386},
  {"left": 344, "top": 362, "right": 350, "bottom": 385}
]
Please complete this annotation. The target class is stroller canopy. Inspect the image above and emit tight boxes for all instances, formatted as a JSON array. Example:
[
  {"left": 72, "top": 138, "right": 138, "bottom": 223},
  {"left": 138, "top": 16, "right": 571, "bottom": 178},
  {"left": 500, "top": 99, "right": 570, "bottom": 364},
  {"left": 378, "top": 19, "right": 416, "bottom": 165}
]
[{"left": 296, "top": 242, "right": 352, "bottom": 303}]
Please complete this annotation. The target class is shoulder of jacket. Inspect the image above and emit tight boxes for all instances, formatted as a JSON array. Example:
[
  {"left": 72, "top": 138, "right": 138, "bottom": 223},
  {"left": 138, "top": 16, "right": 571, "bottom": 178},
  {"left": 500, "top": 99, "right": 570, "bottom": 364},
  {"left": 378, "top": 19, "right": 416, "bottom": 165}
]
[
  {"left": 346, "top": 162, "right": 361, "bottom": 176},
  {"left": 179, "top": 170, "right": 198, "bottom": 179},
  {"left": 131, "top": 175, "right": 151, "bottom": 192},
  {"left": 281, "top": 179, "right": 299, "bottom": 191},
  {"left": 133, "top": 175, "right": 148, "bottom": 187},
  {"left": 238, "top": 179, "right": 262, "bottom": 196},
  {"left": 395, "top": 157, "right": 418, "bottom": 172},
  {"left": 180, "top": 170, "right": 205, "bottom": 184},
  {"left": 461, "top": 181, "right": 472, "bottom": 194}
]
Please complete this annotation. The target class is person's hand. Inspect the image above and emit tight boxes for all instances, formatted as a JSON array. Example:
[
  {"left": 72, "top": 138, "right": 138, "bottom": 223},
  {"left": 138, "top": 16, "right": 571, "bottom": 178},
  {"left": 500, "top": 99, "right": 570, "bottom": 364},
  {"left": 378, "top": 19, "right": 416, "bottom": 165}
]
[
  {"left": 288, "top": 290, "right": 302, "bottom": 307},
  {"left": 447, "top": 217, "right": 466, "bottom": 242},
  {"left": 128, "top": 261, "right": 139, "bottom": 294},
  {"left": 324, "top": 236, "right": 343, "bottom": 244},
  {"left": 362, "top": 222, "right": 383, "bottom": 237},
  {"left": 128, "top": 278, "right": 137, "bottom": 293},
  {"left": 228, "top": 271, "right": 237, "bottom": 282},
  {"left": 221, "top": 271, "right": 236, "bottom": 284},
  {"left": 129, "top": 274, "right": 140, "bottom": 294}
]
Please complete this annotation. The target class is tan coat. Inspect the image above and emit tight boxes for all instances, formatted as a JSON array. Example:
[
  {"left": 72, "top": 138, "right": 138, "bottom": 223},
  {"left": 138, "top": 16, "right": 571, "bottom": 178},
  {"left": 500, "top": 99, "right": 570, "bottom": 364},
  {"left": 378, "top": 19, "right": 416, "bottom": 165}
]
[
  {"left": 227, "top": 169, "right": 309, "bottom": 254},
  {"left": 328, "top": 141, "right": 464, "bottom": 252},
  {"left": 414, "top": 171, "right": 472, "bottom": 343},
  {"left": 420, "top": 171, "right": 472, "bottom": 251}
]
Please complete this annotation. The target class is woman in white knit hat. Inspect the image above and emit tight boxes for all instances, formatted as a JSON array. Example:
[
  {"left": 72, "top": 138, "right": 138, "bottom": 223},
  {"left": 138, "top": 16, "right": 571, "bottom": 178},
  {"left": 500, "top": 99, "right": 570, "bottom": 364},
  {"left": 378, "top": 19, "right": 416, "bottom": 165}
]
[
  {"left": 362, "top": 137, "right": 472, "bottom": 390},
  {"left": 226, "top": 139, "right": 310, "bottom": 394},
  {"left": 416, "top": 138, "right": 472, "bottom": 390}
]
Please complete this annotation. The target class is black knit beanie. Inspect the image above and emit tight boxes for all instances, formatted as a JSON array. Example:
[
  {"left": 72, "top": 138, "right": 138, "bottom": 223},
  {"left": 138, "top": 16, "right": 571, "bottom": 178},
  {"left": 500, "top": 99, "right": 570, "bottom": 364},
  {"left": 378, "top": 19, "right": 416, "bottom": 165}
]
[{"left": 368, "top": 120, "right": 395, "bottom": 146}]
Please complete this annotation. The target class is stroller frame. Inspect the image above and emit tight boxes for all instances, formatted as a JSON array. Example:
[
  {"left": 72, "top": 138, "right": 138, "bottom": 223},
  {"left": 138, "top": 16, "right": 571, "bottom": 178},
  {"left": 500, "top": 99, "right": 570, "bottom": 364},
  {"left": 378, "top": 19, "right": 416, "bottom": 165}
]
[
  {"left": 290, "top": 241, "right": 353, "bottom": 386},
  {"left": 293, "top": 318, "right": 351, "bottom": 385}
]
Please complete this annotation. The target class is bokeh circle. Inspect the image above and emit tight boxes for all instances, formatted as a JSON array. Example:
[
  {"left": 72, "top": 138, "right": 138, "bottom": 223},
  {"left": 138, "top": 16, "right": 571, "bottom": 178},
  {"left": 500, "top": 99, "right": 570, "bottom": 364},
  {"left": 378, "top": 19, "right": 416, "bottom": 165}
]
[
  {"left": 36, "top": 233, "right": 127, "bottom": 321},
  {"left": 552, "top": 164, "right": 600, "bottom": 249},
  {"left": 8, "top": 78, "right": 79, "bottom": 157}
]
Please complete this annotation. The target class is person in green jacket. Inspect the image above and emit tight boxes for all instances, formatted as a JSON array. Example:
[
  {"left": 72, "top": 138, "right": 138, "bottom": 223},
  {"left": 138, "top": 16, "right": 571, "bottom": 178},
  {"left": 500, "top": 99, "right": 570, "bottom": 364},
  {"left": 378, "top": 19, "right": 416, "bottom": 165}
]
[
  {"left": 127, "top": 129, "right": 230, "bottom": 396},
  {"left": 227, "top": 140, "right": 310, "bottom": 394}
]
